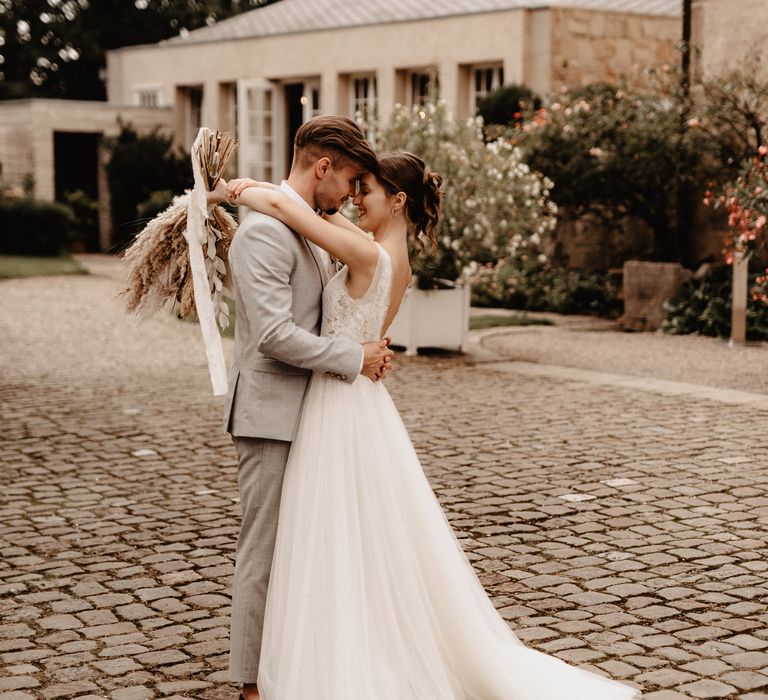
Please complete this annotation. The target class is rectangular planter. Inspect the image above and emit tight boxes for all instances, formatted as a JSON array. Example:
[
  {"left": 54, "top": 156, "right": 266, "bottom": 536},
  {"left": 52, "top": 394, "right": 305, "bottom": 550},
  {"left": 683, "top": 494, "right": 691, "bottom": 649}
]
[{"left": 387, "top": 282, "right": 470, "bottom": 355}]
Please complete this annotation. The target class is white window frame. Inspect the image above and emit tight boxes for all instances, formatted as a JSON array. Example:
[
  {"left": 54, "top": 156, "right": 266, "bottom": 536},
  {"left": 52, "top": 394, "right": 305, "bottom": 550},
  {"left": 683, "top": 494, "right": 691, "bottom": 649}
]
[
  {"left": 301, "top": 78, "right": 322, "bottom": 122},
  {"left": 134, "top": 85, "right": 163, "bottom": 108},
  {"left": 237, "top": 78, "right": 281, "bottom": 184},
  {"left": 470, "top": 63, "right": 504, "bottom": 112},
  {"left": 349, "top": 73, "right": 378, "bottom": 144}
]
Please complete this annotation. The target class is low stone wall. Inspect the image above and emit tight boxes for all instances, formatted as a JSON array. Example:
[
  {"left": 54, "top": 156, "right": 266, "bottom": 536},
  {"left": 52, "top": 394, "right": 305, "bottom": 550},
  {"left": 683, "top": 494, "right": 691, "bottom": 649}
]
[
  {"left": 622, "top": 260, "right": 691, "bottom": 331},
  {"left": 544, "top": 208, "right": 727, "bottom": 272}
]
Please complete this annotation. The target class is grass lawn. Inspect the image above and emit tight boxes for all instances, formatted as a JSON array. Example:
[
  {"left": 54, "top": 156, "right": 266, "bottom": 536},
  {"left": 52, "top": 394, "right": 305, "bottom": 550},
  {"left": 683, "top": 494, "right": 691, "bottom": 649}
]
[
  {"left": 469, "top": 314, "right": 553, "bottom": 331},
  {"left": 0, "top": 255, "right": 88, "bottom": 279}
]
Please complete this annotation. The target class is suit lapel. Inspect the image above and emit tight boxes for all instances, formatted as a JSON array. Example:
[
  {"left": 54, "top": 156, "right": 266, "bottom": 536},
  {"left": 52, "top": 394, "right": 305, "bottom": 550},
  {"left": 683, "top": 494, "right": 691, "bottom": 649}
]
[{"left": 303, "top": 237, "right": 330, "bottom": 287}]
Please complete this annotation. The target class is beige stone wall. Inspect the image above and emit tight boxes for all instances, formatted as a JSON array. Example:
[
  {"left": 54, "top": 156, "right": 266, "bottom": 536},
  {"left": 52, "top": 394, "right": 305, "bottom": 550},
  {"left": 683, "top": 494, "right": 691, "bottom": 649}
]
[
  {"left": 691, "top": 0, "right": 768, "bottom": 81},
  {"left": 549, "top": 8, "right": 680, "bottom": 89},
  {"left": 0, "top": 103, "right": 36, "bottom": 191}
]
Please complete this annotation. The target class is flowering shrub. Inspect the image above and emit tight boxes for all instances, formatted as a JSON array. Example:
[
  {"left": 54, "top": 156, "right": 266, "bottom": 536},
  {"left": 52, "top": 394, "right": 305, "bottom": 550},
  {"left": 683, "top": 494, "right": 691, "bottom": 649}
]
[
  {"left": 378, "top": 100, "right": 557, "bottom": 283},
  {"left": 711, "top": 148, "right": 768, "bottom": 284},
  {"left": 510, "top": 75, "right": 714, "bottom": 264}
]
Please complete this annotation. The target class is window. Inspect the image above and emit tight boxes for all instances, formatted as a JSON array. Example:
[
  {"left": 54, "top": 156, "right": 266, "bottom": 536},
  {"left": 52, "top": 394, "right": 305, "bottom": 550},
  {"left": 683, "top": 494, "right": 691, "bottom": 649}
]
[
  {"left": 302, "top": 81, "right": 321, "bottom": 122},
  {"left": 178, "top": 85, "right": 203, "bottom": 149},
  {"left": 471, "top": 63, "right": 504, "bottom": 111},
  {"left": 350, "top": 74, "right": 377, "bottom": 143},
  {"left": 135, "top": 87, "right": 162, "bottom": 108},
  {"left": 408, "top": 69, "right": 436, "bottom": 107},
  {"left": 244, "top": 83, "right": 275, "bottom": 183}
]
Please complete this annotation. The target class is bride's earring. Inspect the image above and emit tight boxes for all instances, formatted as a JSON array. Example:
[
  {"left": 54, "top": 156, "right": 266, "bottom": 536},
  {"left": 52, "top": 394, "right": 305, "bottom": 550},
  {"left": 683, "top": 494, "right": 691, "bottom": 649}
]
[{"left": 391, "top": 207, "right": 398, "bottom": 217}]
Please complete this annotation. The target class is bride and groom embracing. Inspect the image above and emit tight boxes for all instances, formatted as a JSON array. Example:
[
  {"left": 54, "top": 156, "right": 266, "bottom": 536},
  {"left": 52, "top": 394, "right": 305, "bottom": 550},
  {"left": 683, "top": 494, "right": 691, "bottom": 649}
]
[{"left": 210, "top": 116, "right": 640, "bottom": 700}]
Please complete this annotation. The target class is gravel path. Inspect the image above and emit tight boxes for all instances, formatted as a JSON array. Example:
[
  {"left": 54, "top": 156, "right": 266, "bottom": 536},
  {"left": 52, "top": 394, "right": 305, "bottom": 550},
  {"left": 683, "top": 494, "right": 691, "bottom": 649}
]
[{"left": 474, "top": 314, "right": 768, "bottom": 395}]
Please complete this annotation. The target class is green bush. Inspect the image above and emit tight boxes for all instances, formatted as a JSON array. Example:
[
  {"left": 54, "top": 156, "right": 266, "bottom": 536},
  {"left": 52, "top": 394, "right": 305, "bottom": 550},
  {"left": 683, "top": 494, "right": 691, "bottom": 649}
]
[
  {"left": 0, "top": 197, "right": 74, "bottom": 256},
  {"left": 106, "top": 123, "right": 190, "bottom": 249},
  {"left": 478, "top": 84, "right": 542, "bottom": 128},
  {"left": 469, "top": 257, "right": 622, "bottom": 317},
  {"left": 662, "top": 264, "right": 768, "bottom": 340},
  {"left": 62, "top": 190, "right": 99, "bottom": 250},
  {"left": 137, "top": 190, "right": 175, "bottom": 221}
]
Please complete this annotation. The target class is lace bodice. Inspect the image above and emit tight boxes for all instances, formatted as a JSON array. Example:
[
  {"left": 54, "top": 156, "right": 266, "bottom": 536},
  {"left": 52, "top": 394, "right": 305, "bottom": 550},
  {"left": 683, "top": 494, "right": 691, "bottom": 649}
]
[{"left": 321, "top": 243, "right": 392, "bottom": 343}]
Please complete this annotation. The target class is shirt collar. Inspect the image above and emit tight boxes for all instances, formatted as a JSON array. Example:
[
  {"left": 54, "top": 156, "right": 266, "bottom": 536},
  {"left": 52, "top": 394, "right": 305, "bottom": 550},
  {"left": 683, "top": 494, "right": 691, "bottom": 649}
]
[{"left": 279, "top": 181, "right": 315, "bottom": 212}]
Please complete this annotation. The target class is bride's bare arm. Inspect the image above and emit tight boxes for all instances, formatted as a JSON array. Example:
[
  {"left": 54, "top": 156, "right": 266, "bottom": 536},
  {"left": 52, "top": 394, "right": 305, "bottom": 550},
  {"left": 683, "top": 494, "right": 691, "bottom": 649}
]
[
  {"left": 234, "top": 187, "right": 378, "bottom": 271},
  {"left": 322, "top": 212, "right": 372, "bottom": 241}
]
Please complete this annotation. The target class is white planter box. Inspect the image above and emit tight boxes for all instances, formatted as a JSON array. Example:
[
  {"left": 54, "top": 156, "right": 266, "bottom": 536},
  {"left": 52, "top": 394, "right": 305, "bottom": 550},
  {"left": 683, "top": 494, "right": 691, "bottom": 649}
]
[{"left": 387, "top": 282, "right": 470, "bottom": 355}]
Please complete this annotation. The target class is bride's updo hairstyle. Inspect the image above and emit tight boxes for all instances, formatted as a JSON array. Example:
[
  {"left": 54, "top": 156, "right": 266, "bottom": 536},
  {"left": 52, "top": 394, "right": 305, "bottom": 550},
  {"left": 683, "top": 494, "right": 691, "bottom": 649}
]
[{"left": 375, "top": 152, "right": 443, "bottom": 254}]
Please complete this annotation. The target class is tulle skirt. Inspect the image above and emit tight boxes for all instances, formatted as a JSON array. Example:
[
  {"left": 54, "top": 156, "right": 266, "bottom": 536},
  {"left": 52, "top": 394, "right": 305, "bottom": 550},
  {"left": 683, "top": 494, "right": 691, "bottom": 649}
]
[{"left": 257, "top": 373, "right": 641, "bottom": 699}]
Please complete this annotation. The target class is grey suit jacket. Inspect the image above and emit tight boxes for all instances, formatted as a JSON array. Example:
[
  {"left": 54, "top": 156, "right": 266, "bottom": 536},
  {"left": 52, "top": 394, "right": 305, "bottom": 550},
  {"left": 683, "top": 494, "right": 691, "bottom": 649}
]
[{"left": 223, "top": 190, "right": 363, "bottom": 441}]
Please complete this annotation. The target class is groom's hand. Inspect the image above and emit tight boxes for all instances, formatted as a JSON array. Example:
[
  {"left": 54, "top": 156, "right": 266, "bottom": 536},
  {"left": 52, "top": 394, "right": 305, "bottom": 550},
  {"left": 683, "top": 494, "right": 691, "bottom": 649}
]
[{"left": 361, "top": 337, "right": 392, "bottom": 382}]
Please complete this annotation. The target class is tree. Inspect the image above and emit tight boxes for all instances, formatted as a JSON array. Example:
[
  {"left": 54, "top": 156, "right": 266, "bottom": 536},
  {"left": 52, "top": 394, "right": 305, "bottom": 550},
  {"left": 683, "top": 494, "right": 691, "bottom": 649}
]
[
  {"left": 514, "top": 76, "right": 715, "bottom": 264},
  {"left": 0, "top": 0, "right": 281, "bottom": 100},
  {"left": 105, "top": 122, "right": 191, "bottom": 249}
]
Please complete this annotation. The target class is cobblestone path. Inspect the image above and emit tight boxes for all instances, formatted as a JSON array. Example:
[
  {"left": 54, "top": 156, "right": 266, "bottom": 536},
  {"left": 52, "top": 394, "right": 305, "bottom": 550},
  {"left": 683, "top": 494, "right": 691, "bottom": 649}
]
[{"left": 1, "top": 259, "right": 767, "bottom": 699}]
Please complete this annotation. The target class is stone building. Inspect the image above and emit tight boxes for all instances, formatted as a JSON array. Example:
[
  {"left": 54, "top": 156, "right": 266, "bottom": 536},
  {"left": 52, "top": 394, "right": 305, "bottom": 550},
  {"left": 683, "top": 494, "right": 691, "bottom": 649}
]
[
  {"left": 107, "top": 0, "right": 681, "bottom": 183},
  {"left": 0, "top": 0, "right": 681, "bottom": 251},
  {"left": 691, "top": 0, "right": 768, "bottom": 82},
  {"left": 0, "top": 100, "right": 172, "bottom": 251}
]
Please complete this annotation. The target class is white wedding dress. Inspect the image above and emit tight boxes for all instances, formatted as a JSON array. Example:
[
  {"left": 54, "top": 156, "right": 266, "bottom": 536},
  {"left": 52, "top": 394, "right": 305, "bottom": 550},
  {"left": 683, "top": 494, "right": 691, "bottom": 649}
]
[{"left": 257, "top": 243, "right": 640, "bottom": 699}]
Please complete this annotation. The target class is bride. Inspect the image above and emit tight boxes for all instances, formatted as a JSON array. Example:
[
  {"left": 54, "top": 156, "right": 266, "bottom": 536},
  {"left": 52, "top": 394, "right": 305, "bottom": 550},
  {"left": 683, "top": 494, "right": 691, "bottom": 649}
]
[{"left": 213, "top": 153, "right": 640, "bottom": 699}]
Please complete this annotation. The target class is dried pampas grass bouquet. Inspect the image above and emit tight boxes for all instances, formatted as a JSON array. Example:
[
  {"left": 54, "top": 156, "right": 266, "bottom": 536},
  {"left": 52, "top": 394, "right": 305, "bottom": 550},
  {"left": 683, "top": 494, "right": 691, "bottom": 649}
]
[{"left": 121, "top": 128, "right": 238, "bottom": 331}]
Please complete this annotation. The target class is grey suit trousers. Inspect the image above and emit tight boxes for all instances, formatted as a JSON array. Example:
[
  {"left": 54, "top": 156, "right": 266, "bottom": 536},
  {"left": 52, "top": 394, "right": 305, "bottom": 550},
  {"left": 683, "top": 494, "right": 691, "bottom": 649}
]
[{"left": 229, "top": 435, "right": 291, "bottom": 683}]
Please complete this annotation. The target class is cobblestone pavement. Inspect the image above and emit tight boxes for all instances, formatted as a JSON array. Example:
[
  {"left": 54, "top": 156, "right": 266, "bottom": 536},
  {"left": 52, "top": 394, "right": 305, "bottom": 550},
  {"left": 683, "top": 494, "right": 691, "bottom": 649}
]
[{"left": 1, "top": 257, "right": 768, "bottom": 700}]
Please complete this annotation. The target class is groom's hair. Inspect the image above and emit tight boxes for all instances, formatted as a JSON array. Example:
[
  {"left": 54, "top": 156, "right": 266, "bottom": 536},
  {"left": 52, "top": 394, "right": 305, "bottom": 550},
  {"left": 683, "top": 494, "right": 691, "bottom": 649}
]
[{"left": 293, "top": 115, "right": 377, "bottom": 173}]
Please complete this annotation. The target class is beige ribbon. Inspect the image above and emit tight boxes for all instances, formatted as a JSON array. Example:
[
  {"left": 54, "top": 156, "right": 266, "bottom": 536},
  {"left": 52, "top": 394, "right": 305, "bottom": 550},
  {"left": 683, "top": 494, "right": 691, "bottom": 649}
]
[{"left": 185, "top": 128, "right": 228, "bottom": 396}]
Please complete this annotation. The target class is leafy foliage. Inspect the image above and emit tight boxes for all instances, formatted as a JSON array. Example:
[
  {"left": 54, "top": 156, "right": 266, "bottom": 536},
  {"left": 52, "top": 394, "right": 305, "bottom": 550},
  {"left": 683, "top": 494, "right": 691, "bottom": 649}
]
[
  {"left": 0, "top": 0, "right": 280, "bottom": 100},
  {"left": 0, "top": 196, "right": 74, "bottom": 256},
  {"left": 662, "top": 264, "right": 768, "bottom": 340},
  {"left": 379, "top": 100, "right": 557, "bottom": 283},
  {"left": 477, "top": 84, "right": 541, "bottom": 129},
  {"left": 511, "top": 75, "right": 716, "bottom": 264},
  {"left": 105, "top": 123, "right": 191, "bottom": 250},
  {"left": 468, "top": 257, "right": 622, "bottom": 317},
  {"left": 691, "top": 54, "right": 768, "bottom": 170},
  {"left": 62, "top": 189, "right": 99, "bottom": 250}
]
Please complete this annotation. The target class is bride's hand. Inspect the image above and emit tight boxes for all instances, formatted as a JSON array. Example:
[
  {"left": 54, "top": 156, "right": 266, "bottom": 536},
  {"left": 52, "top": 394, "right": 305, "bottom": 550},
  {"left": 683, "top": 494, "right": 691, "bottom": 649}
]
[
  {"left": 228, "top": 178, "right": 277, "bottom": 200},
  {"left": 206, "top": 178, "right": 229, "bottom": 207}
]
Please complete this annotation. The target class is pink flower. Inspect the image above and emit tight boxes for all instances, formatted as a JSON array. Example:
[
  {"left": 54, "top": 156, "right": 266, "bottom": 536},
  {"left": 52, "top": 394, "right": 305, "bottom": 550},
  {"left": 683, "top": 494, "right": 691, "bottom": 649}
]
[
  {"left": 756, "top": 215, "right": 767, "bottom": 229},
  {"left": 759, "top": 145, "right": 768, "bottom": 156},
  {"left": 688, "top": 117, "right": 701, "bottom": 128}
]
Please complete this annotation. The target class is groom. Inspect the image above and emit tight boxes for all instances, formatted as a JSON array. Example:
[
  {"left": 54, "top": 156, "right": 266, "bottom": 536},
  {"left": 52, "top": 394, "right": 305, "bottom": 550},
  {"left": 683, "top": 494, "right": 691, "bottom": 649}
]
[{"left": 223, "top": 115, "right": 391, "bottom": 699}]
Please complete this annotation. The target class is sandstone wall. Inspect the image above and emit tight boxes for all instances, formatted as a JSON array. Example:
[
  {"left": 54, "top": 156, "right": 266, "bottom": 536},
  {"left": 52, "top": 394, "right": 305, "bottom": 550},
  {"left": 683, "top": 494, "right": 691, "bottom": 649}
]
[
  {"left": 549, "top": 8, "right": 680, "bottom": 89},
  {"left": 692, "top": 0, "right": 768, "bottom": 81}
]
